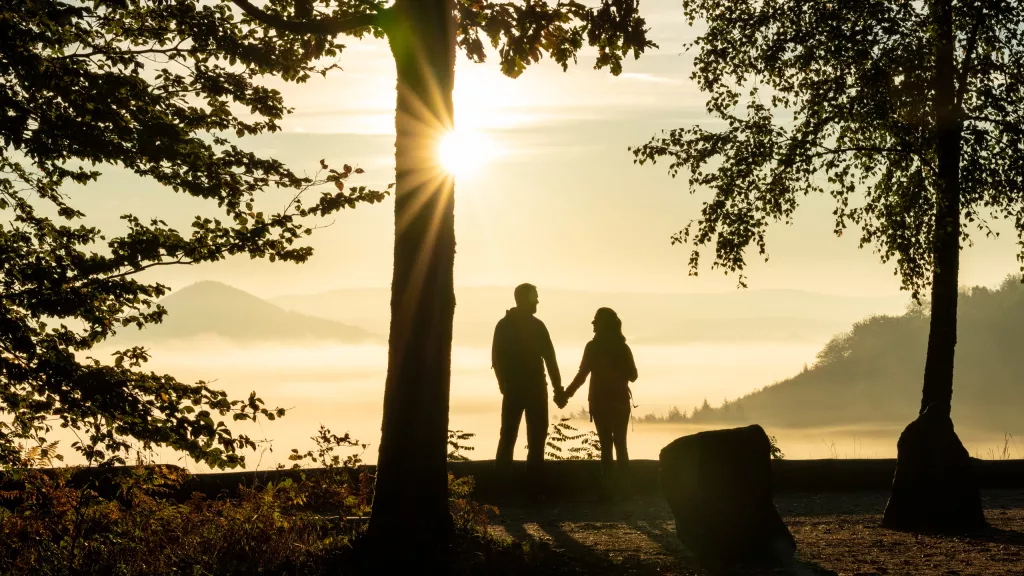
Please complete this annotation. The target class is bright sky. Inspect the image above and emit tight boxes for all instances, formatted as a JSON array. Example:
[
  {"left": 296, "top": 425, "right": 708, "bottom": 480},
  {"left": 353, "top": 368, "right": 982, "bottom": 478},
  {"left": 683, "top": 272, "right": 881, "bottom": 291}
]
[{"left": 95, "top": 0, "right": 1021, "bottom": 300}]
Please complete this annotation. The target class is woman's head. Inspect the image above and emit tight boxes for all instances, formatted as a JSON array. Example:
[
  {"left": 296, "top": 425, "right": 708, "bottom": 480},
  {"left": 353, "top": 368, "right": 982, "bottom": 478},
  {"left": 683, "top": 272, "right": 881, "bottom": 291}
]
[{"left": 592, "top": 307, "right": 624, "bottom": 340}]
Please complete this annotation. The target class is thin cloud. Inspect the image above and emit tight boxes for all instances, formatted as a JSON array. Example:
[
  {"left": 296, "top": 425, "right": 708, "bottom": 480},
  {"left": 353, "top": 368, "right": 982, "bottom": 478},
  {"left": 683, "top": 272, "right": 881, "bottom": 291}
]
[{"left": 617, "top": 72, "right": 683, "bottom": 85}]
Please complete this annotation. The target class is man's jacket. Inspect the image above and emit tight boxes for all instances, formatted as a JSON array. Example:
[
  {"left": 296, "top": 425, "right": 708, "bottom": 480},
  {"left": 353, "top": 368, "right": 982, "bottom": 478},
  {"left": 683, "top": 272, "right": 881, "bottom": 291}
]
[{"left": 491, "top": 308, "right": 556, "bottom": 393}]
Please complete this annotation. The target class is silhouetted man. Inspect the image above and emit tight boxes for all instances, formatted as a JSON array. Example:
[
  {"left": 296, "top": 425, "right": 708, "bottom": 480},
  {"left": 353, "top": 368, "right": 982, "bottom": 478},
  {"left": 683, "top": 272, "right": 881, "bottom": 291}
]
[{"left": 492, "top": 283, "right": 563, "bottom": 486}]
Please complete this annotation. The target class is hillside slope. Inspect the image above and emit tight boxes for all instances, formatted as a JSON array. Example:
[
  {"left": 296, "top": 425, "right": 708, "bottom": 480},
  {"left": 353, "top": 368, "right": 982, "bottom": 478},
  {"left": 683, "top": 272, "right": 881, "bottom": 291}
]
[{"left": 688, "top": 277, "right": 1024, "bottom": 432}]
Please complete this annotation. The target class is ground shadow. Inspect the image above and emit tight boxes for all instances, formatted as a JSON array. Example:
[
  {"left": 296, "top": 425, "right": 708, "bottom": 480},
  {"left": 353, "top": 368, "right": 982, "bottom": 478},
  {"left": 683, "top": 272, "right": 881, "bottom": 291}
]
[
  {"left": 495, "top": 491, "right": 887, "bottom": 522},
  {"left": 496, "top": 499, "right": 840, "bottom": 576},
  {"left": 626, "top": 517, "right": 839, "bottom": 576},
  {"left": 493, "top": 489, "right": 1024, "bottom": 574},
  {"left": 500, "top": 516, "right": 676, "bottom": 575},
  {"left": 944, "top": 524, "right": 1024, "bottom": 546}
]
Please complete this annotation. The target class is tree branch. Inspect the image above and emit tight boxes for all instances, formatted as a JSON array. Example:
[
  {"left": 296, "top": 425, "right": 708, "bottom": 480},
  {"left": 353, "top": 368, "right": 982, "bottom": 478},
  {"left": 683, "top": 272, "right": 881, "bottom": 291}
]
[
  {"left": 0, "top": 256, "right": 207, "bottom": 303},
  {"left": 806, "top": 145, "right": 917, "bottom": 159},
  {"left": 965, "top": 114, "right": 1024, "bottom": 134},
  {"left": 96, "top": 256, "right": 197, "bottom": 284},
  {"left": 60, "top": 38, "right": 195, "bottom": 60},
  {"left": 955, "top": 5, "right": 986, "bottom": 106},
  {"left": 230, "top": 0, "right": 379, "bottom": 36}
]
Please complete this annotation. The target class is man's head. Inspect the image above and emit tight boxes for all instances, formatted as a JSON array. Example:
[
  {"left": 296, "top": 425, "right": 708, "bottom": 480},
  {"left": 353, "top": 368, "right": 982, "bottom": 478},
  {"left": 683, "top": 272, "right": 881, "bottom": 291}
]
[{"left": 513, "top": 283, "right": 539, "bottom": 315}]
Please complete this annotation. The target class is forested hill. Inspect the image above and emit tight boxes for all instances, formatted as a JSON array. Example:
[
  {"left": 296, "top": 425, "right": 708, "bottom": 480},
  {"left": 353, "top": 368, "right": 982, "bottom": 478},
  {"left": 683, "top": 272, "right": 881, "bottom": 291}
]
[{"left": 688, "top": 277, "right": 1024, "bottom": 433}]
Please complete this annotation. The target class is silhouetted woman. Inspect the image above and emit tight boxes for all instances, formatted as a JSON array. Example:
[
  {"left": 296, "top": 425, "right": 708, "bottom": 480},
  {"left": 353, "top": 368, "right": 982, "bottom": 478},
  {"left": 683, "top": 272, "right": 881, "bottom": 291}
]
[{"left": 563, "top": 307, "right": 638, "bottom": 497}]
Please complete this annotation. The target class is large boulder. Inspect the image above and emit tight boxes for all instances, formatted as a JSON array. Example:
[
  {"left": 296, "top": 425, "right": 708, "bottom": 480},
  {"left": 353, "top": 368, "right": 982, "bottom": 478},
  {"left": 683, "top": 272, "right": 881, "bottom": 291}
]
[
  {"left": 883, "top": 407, "right": 987, "bottom": 532},
  {"left": 659, "top": 424, "right": 795, "bottom": 568}
]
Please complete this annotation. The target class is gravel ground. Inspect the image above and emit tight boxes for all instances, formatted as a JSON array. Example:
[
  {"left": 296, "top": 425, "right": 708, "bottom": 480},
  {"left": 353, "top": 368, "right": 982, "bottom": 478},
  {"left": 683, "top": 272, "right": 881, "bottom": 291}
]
[{"left": 488, "top": 490, "right": 1024, "bottom": 575}]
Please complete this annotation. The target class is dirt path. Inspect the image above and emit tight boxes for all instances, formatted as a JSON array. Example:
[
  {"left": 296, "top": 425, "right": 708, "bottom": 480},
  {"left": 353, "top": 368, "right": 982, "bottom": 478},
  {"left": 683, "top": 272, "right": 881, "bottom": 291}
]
[{"left": 489, "top": 490, "right": 1024, "bottom": 575}]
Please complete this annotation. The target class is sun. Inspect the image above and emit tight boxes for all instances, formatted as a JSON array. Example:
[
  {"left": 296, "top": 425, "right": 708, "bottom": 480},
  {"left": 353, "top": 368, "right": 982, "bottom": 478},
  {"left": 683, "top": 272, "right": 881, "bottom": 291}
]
[{"left": 436, "top": 129, "right": 494, "bottom": 179}]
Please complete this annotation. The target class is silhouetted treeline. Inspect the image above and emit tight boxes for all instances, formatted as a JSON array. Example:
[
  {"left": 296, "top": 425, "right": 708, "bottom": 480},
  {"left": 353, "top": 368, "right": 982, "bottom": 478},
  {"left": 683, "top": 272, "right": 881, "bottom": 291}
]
[{"left": 570, "top": 401, "right": 738, "bottom": 424}]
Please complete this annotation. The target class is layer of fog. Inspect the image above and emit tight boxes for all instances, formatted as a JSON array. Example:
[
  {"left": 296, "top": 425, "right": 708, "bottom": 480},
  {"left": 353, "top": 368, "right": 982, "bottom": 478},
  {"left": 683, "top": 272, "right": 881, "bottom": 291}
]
[{"left": 77, "top": 338, "right": 1021, "bottom": 472}]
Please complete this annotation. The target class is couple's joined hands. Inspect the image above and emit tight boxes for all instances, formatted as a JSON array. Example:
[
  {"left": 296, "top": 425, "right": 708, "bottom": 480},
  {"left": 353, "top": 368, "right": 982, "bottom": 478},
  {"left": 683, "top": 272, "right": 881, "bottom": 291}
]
[{"left": 553, "top": 388, "right": 573, "bottom": 409}]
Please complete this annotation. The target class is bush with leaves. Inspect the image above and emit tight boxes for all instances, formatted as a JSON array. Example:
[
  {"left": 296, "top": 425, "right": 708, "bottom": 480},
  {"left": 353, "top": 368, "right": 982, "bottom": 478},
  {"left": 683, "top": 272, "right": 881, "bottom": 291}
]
[
  {"left": 448, "top": 472, "right": 497, "bottom": 535},
  {"left": 768, "top": 435, "right": 785, "bottom": 460},
  {"left": 545, "top": 418, "right": 601, "bottom": 461},
  {"left": 0, "top": 442, "right": 357, "bottom": 576},
  {"left": 0, "top": 425, "right": 501, "bottom": 575},
  {"left": 282, "top": 424, "right": 373, "bottom": 520},
  {"left": 447, "top": 429, "right": 477, "bottom": 463},
  {"left": 443, "top": 430, "right": 496, "bottom": 533}
]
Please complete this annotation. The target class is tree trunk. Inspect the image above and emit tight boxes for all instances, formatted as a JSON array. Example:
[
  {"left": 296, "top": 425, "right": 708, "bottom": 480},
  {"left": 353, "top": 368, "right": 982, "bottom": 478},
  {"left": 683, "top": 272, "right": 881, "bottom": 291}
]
[
  {"left": 882, "top": 0, "right": 985, "bottom": 533},
  {"left": 919, "top": 0, "right": 961, "bottom": 418},
  {"left": 368, "top": 0, "right": 457, "bottom": 557}
]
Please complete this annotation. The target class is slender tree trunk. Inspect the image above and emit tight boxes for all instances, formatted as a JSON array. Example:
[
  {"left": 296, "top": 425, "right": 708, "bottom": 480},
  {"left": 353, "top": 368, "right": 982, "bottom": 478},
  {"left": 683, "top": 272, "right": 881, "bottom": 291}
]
[
  {"left": 368, "top": 0, "right": 456, "bottom": 554},
  {"left": 882, "top": 0, "right": 985, "bottom": 533},
  {"left": 920, "top": 0, "right": 961, "bottom": 417}
]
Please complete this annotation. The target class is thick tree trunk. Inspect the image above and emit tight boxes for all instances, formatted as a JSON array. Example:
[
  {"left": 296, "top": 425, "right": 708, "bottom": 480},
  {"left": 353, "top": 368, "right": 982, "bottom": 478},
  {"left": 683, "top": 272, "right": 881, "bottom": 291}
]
[
  {"left": 368, "top": 0, "right": 456, "bottom": 557},
  {"left": 883, "top": 0, "right": 985, "bottom": 533}
]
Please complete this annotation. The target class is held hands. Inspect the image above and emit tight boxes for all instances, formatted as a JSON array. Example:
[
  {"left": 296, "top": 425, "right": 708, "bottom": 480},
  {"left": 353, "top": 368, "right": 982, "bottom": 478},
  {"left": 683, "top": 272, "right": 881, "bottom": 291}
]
[
  {"left": 553, "top": 391, "right": 567, "bottom": 409},
  {"left": 553, "top": 387, "right": 572, "bottom": 409}
]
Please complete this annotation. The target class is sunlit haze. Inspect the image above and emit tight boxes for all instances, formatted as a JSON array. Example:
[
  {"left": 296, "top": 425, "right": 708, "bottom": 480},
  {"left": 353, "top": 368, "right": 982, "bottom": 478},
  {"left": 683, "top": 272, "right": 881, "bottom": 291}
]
[
  {"left": 63, "top": 0, "right": 1024, "bottom": 469},
  {"left": 437, "top": 129, "right": 496, "bottom": 179}
]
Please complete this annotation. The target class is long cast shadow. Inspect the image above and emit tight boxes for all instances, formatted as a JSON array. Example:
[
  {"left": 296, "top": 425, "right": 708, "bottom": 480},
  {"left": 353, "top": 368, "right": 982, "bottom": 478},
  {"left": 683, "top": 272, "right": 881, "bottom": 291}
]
[
  {"left": 496, "top": 501, "right": 841, "bottom": 576},
  {"left": 494, "top": 490, "right": 1024, "bottom": 574},
  {"left": 624, "top": 517, "right": 839, "bottom": 576},
  {"left": 500, "top": 517, "right": 681, "bottom": 575},
  {"left": 913, "top": 524, "right": 1024, "bottom": 546}
]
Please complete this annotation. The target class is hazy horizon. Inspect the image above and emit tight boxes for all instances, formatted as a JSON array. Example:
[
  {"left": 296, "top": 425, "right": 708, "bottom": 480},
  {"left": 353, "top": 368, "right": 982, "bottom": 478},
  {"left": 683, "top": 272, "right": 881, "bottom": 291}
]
[
  {"left": 74, "top": 333, "right": 1023, "bottom": 471},
  {"left": 70, "top": 277, "right": 1023, "bottom": 471}
]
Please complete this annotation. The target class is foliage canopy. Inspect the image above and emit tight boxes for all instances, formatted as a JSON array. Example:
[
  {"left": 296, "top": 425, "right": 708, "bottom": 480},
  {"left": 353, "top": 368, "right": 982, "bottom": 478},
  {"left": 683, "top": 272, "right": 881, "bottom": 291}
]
[
  {"left": 1, "top": 0, "right": 653, "bottom": 471},
  {"left": 231, "top": 0, "right": 652, "bottom": 77},
  {"left": 1, "top": 0, "right": 387, "bottom": 468},
  {"left": 633, "top": 0, "right": 1024, "bottom": 298}
]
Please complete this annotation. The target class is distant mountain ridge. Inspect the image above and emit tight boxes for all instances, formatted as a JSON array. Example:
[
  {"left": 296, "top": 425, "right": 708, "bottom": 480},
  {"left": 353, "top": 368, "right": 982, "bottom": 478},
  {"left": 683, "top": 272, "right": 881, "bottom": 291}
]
[
  {"left": 271, "top": 286, "right": 909, "bottom": 345},
  {"left": 112, "top": 281, "right": 379, "bottom": 344}
]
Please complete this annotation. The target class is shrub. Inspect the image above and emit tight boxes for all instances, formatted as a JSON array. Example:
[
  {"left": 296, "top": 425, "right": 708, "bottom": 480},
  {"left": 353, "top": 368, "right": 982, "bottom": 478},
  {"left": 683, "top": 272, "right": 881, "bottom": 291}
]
[
  {"left": 0, "top": 467, "right": 352, "bottom": 575},
  {"left": 0, "top": 426, "right": 497, "bottom": 576},
  {"left": 447, "top": 430, "right": 477, "bottom": 462},
  {"left": 545, "top": 418, "right": 601, "bottom": 460}
]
